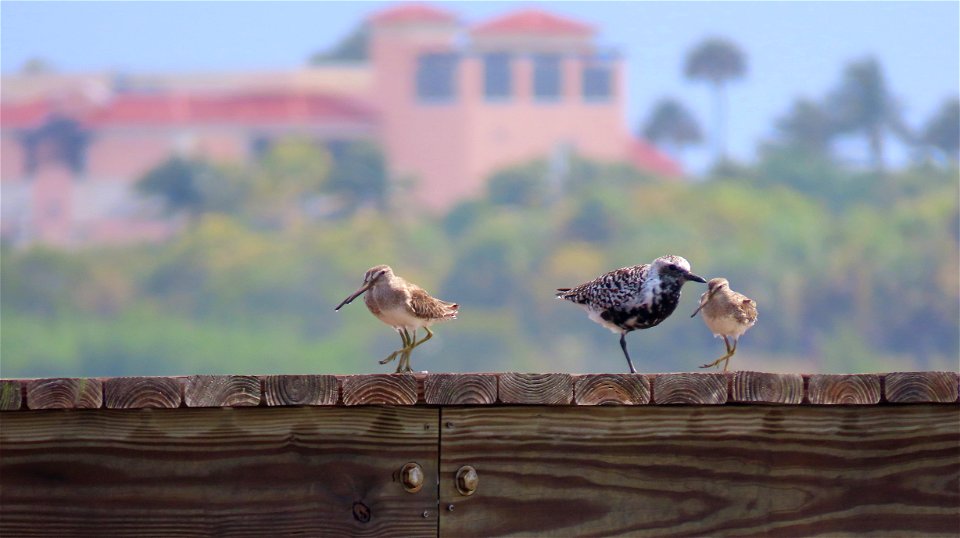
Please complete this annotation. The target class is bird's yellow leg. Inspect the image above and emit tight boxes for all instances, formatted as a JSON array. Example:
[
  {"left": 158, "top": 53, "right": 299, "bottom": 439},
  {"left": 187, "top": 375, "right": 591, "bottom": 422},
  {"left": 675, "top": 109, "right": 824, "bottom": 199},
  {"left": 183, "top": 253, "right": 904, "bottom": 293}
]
[
  {"left": 407, "top": 327, "right": 433, "bottom": 351},
  {"left": 380, "top": 329, "right": 410, "bottom": 365},
  {"left": 700, "top": 336, "right": 734, "bottom": 370},
  {"left": 722, "top": 338, "right": 739, "bottom": 372},
  {"left": 397, "top": 329, "right": 416, "bottom": 373}
]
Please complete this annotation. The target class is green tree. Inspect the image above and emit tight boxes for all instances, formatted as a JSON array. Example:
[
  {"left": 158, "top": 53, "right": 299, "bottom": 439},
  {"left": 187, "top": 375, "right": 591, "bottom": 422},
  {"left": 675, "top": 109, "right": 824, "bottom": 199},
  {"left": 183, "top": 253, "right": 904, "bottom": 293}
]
[
  {"left": 922, "top": 97, "right": 959, "bottom": 161},
  {"left": 245, "top": 137, "right": 331, "bottom": 227},
  {"left": 326, "top": 140, "right": 389, "bottom": 214},
  {"left": 136, "top": 157, "right": 226, "bottom": 220},
  {"left": 641, "top": 97, "right": 703, "bottom": 158},
  {"left": 684, "top": 37, "right": 747, "bottom": 161},
  {"left": 827, "top": 57, "right": 905, "bottom": 171},
  {"left": 774, "top": 98, "right": 837, "bottom": 155},
  {"left": 309, "top": 24, "right": 368, "bottom": 63},
  {"left": 486, "top": 160, "right": 549, "bottom": 207}
]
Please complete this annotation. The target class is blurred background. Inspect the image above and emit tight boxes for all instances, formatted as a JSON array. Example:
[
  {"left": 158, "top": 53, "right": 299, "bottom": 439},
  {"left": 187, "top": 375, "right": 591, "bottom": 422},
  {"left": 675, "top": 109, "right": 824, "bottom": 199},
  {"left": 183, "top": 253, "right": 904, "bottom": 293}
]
[{"left": 1, "top": 1, "right": 957, "bottom": 377}]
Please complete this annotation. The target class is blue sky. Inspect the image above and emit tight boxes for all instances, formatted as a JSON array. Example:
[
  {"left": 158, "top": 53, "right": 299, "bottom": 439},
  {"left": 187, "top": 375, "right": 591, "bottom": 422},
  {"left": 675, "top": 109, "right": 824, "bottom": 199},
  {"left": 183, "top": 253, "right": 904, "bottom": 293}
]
[{"left": 2, "top": 1, "right": 957, "bottom": 171}]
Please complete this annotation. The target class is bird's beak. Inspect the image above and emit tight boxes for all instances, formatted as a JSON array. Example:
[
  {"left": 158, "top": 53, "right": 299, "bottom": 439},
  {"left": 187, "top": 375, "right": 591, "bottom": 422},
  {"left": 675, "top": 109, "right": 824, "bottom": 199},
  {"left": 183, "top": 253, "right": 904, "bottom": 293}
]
[
  {"left": 690, "top": 286, "right": 718, "bottom": 318},
  {"left": 685, "top": 272, "right": 707, "bottom": 284},
  {"left": 334, "top": 281, "right": 373, "bottom": 311}
]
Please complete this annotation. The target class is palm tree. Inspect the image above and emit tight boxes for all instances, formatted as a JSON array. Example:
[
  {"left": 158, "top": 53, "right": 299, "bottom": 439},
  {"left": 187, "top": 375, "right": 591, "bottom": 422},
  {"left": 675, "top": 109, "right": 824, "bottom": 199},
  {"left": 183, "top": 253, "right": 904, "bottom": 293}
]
[
  {"left": 641, "top": 98, "right": 703, "bottom": 159},
  {"left": 827, "top": 57, "right": 905, "bottom": 171},
  {"left": 922, "top": 97, "right": 959, "bottom": 161},
  {"left": 684, "top": 37, "right": 747, "bottom": 161}
]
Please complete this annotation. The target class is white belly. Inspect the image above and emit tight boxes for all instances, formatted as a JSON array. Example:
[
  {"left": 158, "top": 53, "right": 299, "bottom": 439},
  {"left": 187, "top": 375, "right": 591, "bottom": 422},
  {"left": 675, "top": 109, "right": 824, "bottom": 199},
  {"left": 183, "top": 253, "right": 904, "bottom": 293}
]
[
  {"left": 377, "top": 305, "right": 424, "bottom": 331},
  {"left": 587, "top": 308, "right": 623, "bottom": 334},
  {"left": 705, "top": 315, "right": 753, "bottom": 338}
]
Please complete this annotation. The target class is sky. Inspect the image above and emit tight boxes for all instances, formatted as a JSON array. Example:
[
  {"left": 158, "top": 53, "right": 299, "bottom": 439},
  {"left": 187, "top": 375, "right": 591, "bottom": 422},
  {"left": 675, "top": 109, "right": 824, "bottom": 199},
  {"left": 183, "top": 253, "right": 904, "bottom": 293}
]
[{"left": 2, "top": 1, "right": 958, "bottom": 171}]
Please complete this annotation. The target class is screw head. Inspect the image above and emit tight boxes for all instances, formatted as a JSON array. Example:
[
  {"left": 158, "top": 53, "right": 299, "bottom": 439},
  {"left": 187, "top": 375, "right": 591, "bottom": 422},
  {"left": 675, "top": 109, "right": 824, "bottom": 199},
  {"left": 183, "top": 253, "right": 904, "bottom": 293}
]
[
  {"left": 455, "top": 465, "right": 478, "bottom": 496},
  {"left": 400, "top": 462, "right": 424, "bottom": 493}
]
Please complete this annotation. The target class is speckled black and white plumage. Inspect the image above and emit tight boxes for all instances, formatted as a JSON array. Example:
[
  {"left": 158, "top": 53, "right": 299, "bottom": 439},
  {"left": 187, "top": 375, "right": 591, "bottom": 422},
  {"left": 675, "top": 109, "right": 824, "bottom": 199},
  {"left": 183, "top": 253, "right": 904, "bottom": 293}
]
[{"left": 557, "top": 255, "right": 707, "bottom": 373}]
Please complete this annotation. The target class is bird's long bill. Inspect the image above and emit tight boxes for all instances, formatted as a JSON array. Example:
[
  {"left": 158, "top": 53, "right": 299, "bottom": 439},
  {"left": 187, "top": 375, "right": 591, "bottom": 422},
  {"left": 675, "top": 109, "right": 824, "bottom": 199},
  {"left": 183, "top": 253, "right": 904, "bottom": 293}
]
[
  {"left": 334, "top": 281, "right": 373, "bottom": 311},
  {"left": 690, "top": 287, "right": 717, "bottom": 318},
  {"left": 685, "top": 271, "right": 707, "bottom": 284}
]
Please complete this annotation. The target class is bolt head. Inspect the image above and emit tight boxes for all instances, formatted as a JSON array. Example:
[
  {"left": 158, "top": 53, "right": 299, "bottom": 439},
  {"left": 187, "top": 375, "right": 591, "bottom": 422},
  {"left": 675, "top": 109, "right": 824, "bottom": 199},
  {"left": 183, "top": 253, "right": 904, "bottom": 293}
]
[{"left": 400, "top": 462, "right": 424, "bottom": 493}]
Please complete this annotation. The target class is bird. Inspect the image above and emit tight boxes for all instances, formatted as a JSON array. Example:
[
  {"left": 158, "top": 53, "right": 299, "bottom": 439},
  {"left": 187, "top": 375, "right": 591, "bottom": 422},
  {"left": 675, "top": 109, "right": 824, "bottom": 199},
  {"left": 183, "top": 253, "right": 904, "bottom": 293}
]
[
  {"left": 690, "top": 277, "right": 757, "bottom": 372},
  {"left": 334, "top": 265, "right": 458, "bottom": 373},
  {"left": 556, "top": 255, "right": 707, "bottom": 374}
]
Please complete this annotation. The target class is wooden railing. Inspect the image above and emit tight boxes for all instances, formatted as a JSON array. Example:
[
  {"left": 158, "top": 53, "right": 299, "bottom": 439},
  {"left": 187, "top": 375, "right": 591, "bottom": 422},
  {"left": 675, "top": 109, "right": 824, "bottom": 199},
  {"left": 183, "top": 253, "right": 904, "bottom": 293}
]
[{"left": 1, "top": 371, "right": 958, "bottom": 536}]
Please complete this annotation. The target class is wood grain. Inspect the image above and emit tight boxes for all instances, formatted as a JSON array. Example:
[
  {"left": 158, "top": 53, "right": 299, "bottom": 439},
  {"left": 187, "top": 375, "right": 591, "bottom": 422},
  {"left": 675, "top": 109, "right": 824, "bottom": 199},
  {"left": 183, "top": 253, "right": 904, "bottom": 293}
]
[
  {"left": 653, "top": 373, "right": 728, "bottom": 404},
  {"left": 183, "top": 375, "right": 260, "bottom": 407},
  {"left": 808, "top": 374, "right": 881, "bottom": 405},
  {"left": 103, "top": 377, "right": 182, "bottom": 409},
  {"left": 439, "top": 405, "right": 960, "bottom": 537},
  {"left": 498, "top": 373, "right": 572, "bottom": 404},
  {"left": 424, "top": 374, "right": 497, "bottom": 405},
  {"left": 731, "top": 371, "right": 804, "bottom": 404},
  {"left": 573, "top": 374, "right": 650, "bottom": 405},
  {"left": 1, "top": 380, "right": 23, "bottom": 410},
  {"left": 341, "top": 374, "right": 418, "bottom": 406},
  {"left": 0, "top": 407, "right": 439, "bottom": 537},
  {"left": 25, "top": 378, "right": 102, "bottom": 410},
  {"left": 885, "top": 372, "right": 959, "bottom": 403},
  {"left": 262, "top": 375, "right": 338, "bottom": 406}
]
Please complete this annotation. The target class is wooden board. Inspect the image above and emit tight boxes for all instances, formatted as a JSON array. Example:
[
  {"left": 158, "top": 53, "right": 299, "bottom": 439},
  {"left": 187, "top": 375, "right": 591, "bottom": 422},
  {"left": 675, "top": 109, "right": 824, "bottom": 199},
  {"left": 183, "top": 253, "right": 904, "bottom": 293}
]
[
  {"left": 438, "top": 405, "right": 960, "bottom": 537},
  {"left": 0, "top": 407, "right": 439, "bottom": 537}
]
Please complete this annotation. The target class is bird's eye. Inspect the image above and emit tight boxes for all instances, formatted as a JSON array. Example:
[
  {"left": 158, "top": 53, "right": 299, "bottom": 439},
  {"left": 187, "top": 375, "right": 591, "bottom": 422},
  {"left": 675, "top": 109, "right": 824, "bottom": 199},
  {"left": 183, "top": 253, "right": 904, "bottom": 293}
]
[{"left": 668, "top": 264, "right": 678, "bottom": 271}]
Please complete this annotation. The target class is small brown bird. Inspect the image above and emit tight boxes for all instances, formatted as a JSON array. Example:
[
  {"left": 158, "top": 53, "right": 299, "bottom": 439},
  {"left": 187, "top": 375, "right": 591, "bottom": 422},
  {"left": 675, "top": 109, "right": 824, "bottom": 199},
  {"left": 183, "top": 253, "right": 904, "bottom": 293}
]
[
  {"left": 335, "top": 265, "right": 458, "bottom": 373},
  {"left": 690, "top": 277, "right": 758, "bottom": 372}
]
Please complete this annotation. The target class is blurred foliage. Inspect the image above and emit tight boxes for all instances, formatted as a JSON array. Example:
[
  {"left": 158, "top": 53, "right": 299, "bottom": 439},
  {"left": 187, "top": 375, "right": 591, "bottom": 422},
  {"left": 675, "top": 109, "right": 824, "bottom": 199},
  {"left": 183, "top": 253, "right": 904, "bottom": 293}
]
[
  {"left": 3, "top": 151, "right": 957, "bottom": 376},
  {"left": 3, "top": 56, "right": 958, "bottom": 378},
  {"left": 309, "top": 24, "right": 368, "bottom": 64}
]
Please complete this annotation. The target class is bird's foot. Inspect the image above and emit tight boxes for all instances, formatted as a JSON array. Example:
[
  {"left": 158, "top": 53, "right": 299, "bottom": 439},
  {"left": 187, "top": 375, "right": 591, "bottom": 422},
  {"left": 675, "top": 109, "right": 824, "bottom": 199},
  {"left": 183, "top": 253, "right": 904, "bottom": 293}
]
[
  {"left": 700, "top": 353, "right": 733, "bottom": 370},
  {"left": 380, "top": 348, "right": 410, "bottom": 365}
]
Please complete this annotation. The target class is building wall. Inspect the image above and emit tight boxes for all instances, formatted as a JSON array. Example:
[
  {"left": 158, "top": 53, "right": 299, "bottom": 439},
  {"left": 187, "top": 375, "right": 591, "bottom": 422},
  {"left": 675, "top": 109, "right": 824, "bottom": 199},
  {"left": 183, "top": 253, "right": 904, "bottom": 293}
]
[{"left": 370, "top": 18, "right": 631, "bottom": 211}]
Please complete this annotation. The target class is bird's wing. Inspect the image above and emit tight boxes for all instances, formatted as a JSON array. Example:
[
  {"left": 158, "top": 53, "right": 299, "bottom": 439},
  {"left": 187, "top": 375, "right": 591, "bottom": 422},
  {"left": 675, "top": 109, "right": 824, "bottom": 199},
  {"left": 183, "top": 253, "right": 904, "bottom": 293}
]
[
  {"left": 558, "top": 264, "right": 648, "bottom": 308},
  {"left": 736, "top": 294, "right": 758, "bottom": 323},
  {"left": 409, "top": 287, "right": 458, "bottom": 320}
]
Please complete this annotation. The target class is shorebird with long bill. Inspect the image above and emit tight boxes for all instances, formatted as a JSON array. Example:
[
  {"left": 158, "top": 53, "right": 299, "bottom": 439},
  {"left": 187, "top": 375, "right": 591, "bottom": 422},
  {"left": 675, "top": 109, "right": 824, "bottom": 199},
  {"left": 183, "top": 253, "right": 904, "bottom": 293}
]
[{"left": 335, "top": 265, "right": 458, "bottom": 373}]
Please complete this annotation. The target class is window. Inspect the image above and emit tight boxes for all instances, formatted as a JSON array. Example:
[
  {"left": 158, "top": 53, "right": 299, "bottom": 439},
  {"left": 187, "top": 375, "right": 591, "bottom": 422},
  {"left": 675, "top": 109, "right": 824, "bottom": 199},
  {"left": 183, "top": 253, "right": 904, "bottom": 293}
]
[
  {"left": 484, "top": 53, "right": 512, "bottom": 101},
  {"left": 583, "top": 61, "right": 613, "bottom": 101},
  {"left": 416, "top": 53, "right": 458, "bottom": 102},
  {"left": 533, "top": 54, "right": 562, "bottom": 101}
]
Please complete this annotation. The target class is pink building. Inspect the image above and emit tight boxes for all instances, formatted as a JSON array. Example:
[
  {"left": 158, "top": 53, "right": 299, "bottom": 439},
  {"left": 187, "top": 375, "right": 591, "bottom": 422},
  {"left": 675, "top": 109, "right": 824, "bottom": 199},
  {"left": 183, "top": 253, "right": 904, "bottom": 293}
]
[
  {"left": 369, "top": 5, "right": 678, "bottom": 209},
  {"left": 0, "top": 4, "right": 678, "bottom": 246}
]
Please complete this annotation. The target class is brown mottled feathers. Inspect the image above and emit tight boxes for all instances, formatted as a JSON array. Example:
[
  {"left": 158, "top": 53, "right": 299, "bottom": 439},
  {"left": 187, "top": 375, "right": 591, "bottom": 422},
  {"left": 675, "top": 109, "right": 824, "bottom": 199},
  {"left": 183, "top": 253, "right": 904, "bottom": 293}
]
[
  {"left": 409, "top": 287, "right": 458, "bottom": 320},
  {"left": 738, "top": 297, "right": 758, "bottom": 324}
]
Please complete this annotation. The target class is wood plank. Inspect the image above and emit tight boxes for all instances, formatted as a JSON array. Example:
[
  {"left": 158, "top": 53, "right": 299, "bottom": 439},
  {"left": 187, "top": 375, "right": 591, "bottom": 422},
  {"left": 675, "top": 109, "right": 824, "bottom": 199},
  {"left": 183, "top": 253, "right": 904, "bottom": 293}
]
[
  {"left": 0, "top": 407, "right": 439, "bottom": 537},
  {"left": 25, "top": 378, "right": 102, "bottom": 410},
  {"left": 653, "top": 373, "right": 727, "bottom": 404},
  {"left": 262, "top": 375, "right": 338, "bottom": 406},
  {"left": 498, "top": 373, "right": 572, "bottom": 404},
  {"left": 731, "top": 371, "right": 804, "bottom": 404},
  {"left": 103, "top": 377, "right": 182, "bottom": 409},
  {"left": 439, "top": 405, "right": 960, "bottom": 537},
  {"left": 808, "top": 374, "right": 881, "bottom": 405},
  {"left": 885, "top": 372, "right": 959, "bottom": 403},
  {"left": 573, "top": 374, "right": 650, "bottom": 405},
  {"left": 341, "top": 374, "right": 418, "bottom": 406},
  {"left": 1, "top": 380, "right": 23, "bottom": 411},
  {"left": 424, "top": 374, "right": 497, "bottom": 405},
  {"left": 183, "top": 375, "right": 261, "bottom": 407}
]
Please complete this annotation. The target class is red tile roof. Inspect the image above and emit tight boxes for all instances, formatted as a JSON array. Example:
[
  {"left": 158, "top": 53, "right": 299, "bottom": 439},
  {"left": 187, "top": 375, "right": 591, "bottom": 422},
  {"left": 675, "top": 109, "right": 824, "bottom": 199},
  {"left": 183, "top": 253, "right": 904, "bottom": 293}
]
[
  {"left": 1, "top": 93, "right": 378, "bottom": 129},
  {"left": 0, "top": 100, "right": 54, "bottom": 128},
  {"left": 369, "top": 3, "right": 457, "bottom": 25},
  {"left": 471, "top": 9, "right": 594, "bottom": 36},
  {"left": 626, "top": 138, "right": 683, "bottom": 178}
]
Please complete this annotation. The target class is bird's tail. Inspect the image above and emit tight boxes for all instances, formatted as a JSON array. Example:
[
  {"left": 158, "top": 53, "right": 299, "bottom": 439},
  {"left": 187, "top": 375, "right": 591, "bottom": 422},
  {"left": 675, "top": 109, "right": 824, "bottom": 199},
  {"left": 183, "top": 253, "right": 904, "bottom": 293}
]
[{"left": 556, "top": 288, "right": 572, "bottom": 299}]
